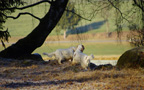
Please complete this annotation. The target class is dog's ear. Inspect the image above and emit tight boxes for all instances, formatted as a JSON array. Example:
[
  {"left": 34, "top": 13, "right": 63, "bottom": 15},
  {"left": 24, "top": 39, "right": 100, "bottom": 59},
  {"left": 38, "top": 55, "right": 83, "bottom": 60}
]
[{"left": 81, "top": 45, "right": 85, "bottom": 52}]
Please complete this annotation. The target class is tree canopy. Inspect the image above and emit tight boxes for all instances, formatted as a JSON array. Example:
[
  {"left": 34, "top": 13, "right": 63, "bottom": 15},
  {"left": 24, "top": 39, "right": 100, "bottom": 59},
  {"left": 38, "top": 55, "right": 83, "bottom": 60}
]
[
  {"left": 0, "top": 0, "right": 24, "bottom": 47},
  {"left": 89, "top": 0, "right": 144, "bottom": 46},
  {"left": 56, "top": 2, "right": 81, "bottom": 38},
  {"left": 110, "top": 0, "right": 144, "bottom": 47}
]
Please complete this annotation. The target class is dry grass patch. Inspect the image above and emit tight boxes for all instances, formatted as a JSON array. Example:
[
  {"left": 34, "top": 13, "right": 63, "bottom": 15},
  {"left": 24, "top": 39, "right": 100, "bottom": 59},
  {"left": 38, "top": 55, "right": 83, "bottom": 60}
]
[
  {"left": 94, "top": 55, "right": 120, "bottom": 60},
  {"left": 0, "top": 59, "right": 144, "bottom": 90},
  {"left": 43, "top": 55, "right": 120, "bottom": 61}
]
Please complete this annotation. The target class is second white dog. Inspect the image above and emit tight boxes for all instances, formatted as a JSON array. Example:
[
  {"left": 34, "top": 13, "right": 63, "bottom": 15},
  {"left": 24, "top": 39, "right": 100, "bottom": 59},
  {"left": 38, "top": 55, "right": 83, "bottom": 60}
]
[{"left": 72, "top": 44, "right": 94, "bottom": 69}]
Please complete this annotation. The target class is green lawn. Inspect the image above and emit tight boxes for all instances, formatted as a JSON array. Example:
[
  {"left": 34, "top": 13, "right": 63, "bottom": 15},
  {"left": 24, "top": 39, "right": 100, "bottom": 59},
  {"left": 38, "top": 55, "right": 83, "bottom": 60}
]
[
  {"left": 33, "top": 42, "right": 132, "bottom": 58},
  {"left": 0, "top": 41, "right": 132, "bottom": 56}
]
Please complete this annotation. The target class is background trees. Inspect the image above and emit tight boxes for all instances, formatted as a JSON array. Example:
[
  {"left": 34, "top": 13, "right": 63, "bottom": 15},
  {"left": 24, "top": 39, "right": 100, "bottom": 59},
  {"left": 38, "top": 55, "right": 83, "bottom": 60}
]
[
  {"left": 89, "top": 0, "right": 144, "bottom": 46},
  {"left": 108, "top": 0, "right": 144, "bottom": 46},
  {"left": 56, "top": 2, "right": 81, "bottom": 39}
]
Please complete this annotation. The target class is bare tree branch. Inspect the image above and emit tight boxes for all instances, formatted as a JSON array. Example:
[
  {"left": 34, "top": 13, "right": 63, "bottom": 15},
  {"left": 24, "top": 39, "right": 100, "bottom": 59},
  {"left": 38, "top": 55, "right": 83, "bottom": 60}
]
[
  {"left": 133, "top": 0, "right": 144, "bottom": 12},
  {"left": 108, "top": 0, "right": 130, "bottom": 23},
  {"left": 0, "top": 0, "right": 52, "bottom": 11},
  {"left": 89, "top": 2, "right": 111, "bottom": 20},
  {"left": 2, "top": 12, "right": 41, "bottom": 21},
  {"left": 65, "top": 9, "right": 91, "bottom": 21}
]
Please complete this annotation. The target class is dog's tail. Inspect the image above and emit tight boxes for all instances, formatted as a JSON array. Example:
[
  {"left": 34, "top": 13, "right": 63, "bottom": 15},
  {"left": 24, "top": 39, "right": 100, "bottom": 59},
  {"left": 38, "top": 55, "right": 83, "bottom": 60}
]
[{"left": 43, "top": 52, "right": 55, "bottom": 57}]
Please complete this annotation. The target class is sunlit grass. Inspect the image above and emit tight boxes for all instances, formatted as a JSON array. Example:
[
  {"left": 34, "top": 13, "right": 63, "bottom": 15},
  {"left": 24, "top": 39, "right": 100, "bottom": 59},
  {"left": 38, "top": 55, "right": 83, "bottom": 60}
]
[
  {"left": 0, "top": 37, "right": 132, "bottom": 58},
  {"left": 33, "top": 41, "right": 132, "bottom": 59}
]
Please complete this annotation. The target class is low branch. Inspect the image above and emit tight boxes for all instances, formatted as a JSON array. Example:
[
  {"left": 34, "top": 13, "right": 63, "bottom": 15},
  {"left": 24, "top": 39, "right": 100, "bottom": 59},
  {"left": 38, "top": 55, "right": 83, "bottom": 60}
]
[
  {"left": 0, "top": 0, "right": 52, "bottom": 11},
  {"left": 108, "top": 0, "right": 130, "bottom": 23},
  {"left": 65, "top": 9, "right": 91, "bottom": 21},
  {"left": 89, "top": 3, "right": 111, "bottom": 20},
  {"left": 133, "top": 0, "right": 144, "bottom": 12},
  {"left": 3, "top": 12, "right": 41, "bottom": 21}
]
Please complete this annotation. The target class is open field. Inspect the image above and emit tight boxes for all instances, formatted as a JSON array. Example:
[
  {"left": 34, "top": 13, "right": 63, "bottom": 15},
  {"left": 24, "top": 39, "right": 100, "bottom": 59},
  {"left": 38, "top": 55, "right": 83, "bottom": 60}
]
[
  {"left": 0, "top": 40, "right": 130, "bottom": 60},
  {"left": 33, "top": 31, "right": 132, "bottom": 60},
  {"left": 35, "top": 41, "right": 132, "bottom": 60},
  {"left": 0, "top": 32, "right": 132, "bottom": 60}
]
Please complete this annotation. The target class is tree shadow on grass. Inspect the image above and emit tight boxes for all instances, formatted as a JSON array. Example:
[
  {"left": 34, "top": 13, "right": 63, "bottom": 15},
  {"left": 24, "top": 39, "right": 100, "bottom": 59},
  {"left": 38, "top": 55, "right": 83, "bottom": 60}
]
[
  {"left": 1, "top": 65, "right": 117, "bottom": 89},
  {"left": 2, "top": 75, "right": 100, "bottom": 88},
  {"left": 66, "top": 20, "right": 106, "bottom": 35},
  {"left": 1, "top": 67, "right": 123, "bottom": 89},
  {"left": 0, "top": 60, "right": 117, "bottom": 89}
]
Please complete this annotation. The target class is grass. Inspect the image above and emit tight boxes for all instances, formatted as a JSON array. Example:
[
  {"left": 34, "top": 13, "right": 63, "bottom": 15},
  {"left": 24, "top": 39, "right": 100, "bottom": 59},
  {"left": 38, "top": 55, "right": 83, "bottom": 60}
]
[
  {"left": 0, "top": 32, "right": 132, "bottom": 60},
  {"left": 33, "top": 41, "right": 132, "bottom": 59}
]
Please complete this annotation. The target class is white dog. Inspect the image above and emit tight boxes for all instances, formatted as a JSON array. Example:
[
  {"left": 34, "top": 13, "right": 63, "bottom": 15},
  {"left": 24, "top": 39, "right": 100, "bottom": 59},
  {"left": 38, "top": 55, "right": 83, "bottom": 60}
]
[
  {"left": 43, "top": 46, "right": 76, "bottom": 64},
  {"left": 72, "top": 44, "right": 94, "bottom": 69}
]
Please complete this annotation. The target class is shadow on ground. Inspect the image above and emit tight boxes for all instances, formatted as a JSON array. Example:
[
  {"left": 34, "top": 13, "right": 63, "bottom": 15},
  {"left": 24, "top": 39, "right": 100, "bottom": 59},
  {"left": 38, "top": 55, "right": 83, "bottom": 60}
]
[{"left": 0, "top": 60, "right": 115, "bottom": 89}]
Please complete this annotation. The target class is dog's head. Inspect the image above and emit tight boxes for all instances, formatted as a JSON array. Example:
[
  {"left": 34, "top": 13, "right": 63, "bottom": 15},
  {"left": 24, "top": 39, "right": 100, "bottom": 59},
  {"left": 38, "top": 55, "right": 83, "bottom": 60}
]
[{"left": 76, "top": 44, "right": 85, "bottom": 52}]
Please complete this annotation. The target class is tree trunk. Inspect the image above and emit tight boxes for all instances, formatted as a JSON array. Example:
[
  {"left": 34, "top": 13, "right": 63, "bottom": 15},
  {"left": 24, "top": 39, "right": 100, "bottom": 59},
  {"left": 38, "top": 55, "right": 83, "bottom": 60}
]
[
  {"left": 0, "top": 0, "right": 69, "bottom": 59},
  {"left": 106, "top": 19, "right": 110, "bottom": 37},
  {"left": 106, "top": 19, "right": 109, "bottom": 33},
  {"left": 63, "top": 30, "right": 67, "bottom": 39}
]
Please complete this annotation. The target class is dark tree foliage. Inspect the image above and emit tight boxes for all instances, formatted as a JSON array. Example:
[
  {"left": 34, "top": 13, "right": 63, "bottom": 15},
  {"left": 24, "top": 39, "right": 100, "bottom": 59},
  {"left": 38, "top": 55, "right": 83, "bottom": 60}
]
[
  {"left": 58, "top": 2, "right": 80, "bottom": 29},
  {"left": 0, "top": 0, "right": 24, "bottom": 47},
  {"left": 56, "top": 2, "right": 81, "bottom": 38}
]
